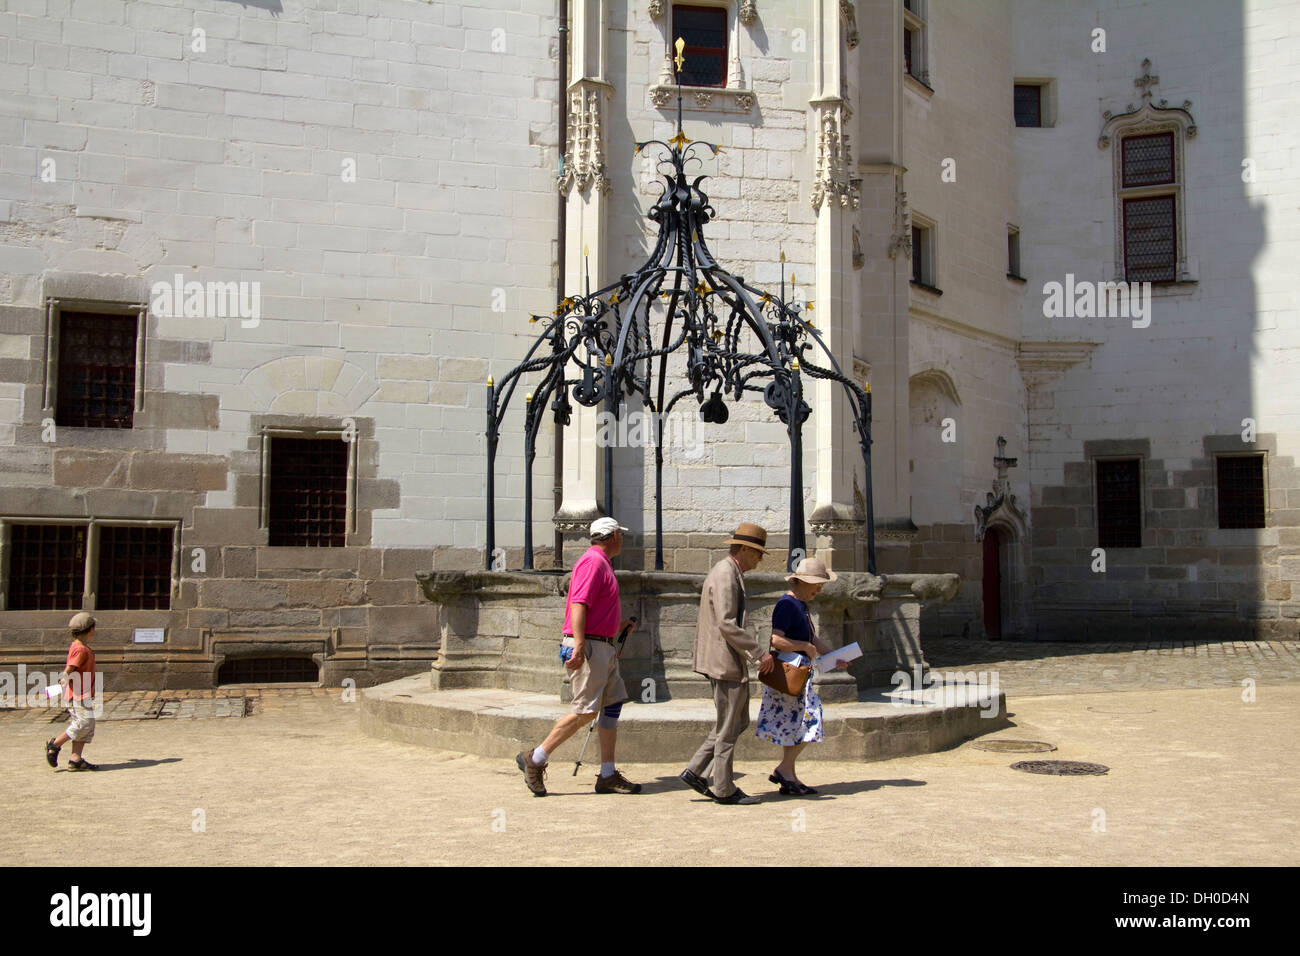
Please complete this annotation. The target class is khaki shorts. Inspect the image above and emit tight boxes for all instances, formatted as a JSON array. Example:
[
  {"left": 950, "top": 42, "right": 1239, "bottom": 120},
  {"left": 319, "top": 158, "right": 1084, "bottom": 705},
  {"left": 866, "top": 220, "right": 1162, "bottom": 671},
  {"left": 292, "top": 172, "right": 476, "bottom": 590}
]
[
  {"left": 568, "top": 639, "right": 628, "bottom": 715},
  {"left": 65, "top": 699, "right": 97, "bottom": 743}
]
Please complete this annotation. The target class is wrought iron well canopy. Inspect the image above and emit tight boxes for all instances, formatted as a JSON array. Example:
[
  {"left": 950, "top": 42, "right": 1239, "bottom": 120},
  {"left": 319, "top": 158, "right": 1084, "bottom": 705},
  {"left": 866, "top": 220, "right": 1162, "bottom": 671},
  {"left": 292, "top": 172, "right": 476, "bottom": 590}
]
[{"left": 486, "top": 42, "right": 877, "bottom": 574}]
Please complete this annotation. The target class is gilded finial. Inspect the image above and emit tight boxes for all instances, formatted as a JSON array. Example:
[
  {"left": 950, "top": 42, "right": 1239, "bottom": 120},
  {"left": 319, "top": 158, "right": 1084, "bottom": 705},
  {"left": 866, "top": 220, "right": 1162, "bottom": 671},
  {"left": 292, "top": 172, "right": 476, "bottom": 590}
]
[
  {"left": 779, "top": 249, "right": 786, "bottom": 264},
  {"left": 864, "top": 381, "right": 871, "bottom": 393},
  {"left": 604, "top": 353, "right": 613, "bottom": 366},
  {"left": 791, "top": 358, "right": 801, "bottom": 371},
  {"left": 584, "top": 243, "right": 589, "bottom": 257},
  {"left": 487, "top": 375, "right": 494, "bottom": 387},
  {"left": 525, "top": 392, "right": 532, "bottom": 403},
  {"left": 674, "top": 37, "right": 685, "bottom": 72}
]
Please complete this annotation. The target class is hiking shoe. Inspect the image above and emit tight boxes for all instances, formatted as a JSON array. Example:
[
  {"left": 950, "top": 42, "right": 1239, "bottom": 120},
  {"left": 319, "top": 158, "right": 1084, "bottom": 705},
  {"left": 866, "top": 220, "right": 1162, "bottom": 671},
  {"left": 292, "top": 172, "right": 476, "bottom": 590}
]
[
  {"left": 679, "top": 769, "right": 714, "bottom": 799},
  {"left": 714, "top": 788, "right": 759, "bottom": 805},
  {"left": 595, "top": 770, "right": 642, "bottom": 794},
  {"left": 67, "top": 757, "right": 99, "bottom": 771},
  {"left": 45, "top": 738, "right": 60, "bottom": 768},
  {"left": 516, "top": 750, "right": 547, "bottom": 796}
]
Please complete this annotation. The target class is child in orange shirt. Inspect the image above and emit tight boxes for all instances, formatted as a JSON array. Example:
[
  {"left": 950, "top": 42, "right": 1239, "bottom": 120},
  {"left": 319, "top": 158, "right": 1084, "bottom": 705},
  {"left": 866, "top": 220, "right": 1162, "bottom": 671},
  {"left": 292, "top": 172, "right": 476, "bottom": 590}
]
[{"left": 45, "top": 612, "right": 100, "bottom": 771}]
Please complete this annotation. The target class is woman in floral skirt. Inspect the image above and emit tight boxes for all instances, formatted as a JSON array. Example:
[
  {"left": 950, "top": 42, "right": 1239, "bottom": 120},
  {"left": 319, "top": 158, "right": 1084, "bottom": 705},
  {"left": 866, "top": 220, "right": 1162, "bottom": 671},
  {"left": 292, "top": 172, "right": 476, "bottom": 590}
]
[{"left": 755, "top": 557, "right": 849, "bottom": 795}]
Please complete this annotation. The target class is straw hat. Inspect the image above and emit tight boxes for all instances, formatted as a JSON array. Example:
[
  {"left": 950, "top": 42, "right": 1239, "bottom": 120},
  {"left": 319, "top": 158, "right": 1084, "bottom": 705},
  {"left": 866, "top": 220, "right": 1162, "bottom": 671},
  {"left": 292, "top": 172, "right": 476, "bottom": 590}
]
[
  {"left": 724, "top": 522, "right": 769, "bottom": 554},
  {"left": 785, "top": 557, "right": 837, "bottom": 584}
]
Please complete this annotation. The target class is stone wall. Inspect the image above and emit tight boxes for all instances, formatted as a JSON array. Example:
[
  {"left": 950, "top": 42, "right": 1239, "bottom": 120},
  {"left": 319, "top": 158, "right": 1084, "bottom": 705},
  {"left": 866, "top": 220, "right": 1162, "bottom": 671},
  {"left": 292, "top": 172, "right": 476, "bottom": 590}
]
[{"left": 421, "top": 566, "right": 960, "bottom": 701}]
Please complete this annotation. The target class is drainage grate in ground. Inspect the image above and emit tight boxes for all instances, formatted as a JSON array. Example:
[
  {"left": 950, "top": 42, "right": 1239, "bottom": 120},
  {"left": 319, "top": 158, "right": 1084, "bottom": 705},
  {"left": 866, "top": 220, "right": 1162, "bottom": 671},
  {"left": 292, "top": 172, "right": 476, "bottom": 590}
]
[
  {"left": 1011, "top": 760, "right": 1109, "bottom": 775},
  {"left": 1087, "top": 705, "right": 1155, "bottom": 715},
  {"left": 972, "top": 739, "right": 1056, "bottom": 753}
]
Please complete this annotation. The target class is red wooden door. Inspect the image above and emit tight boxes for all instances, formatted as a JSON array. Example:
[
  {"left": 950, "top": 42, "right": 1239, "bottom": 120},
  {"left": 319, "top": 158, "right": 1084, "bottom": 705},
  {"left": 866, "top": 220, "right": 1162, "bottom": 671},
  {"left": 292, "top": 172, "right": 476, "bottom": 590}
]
[{"left": 982, "top": 527, "right": 1002, "bottom": 638}]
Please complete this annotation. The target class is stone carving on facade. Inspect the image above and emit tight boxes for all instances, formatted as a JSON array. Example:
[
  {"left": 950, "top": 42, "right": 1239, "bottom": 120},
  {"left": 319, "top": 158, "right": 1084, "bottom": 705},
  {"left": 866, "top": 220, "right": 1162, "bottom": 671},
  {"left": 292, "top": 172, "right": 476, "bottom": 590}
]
[
  {"left": 739, "top": 0, "right": 758, "bottom": 26},
  {"left": 852, "top": 223, "right": 864, "bottom": 268},
  {"left": 1097, "top": 58, "right": 1197, "bottom": 148},
  {"left": 974, "top": 436, "right": 1024, "bottom": 541},
  {"left": 695, "top": 91, "right": 713, "bottom": 108},
  {"left": 648, "top": 0, "right": 665, "bottom": 19},
  {"left": 650, "top": 87, "right": 672, "bottom": 108},
  {"left": 840, "top": 0, "right": 859, "bottom": 49},
  {"left": 558, "top": 83, "right": 611, "bottom": 195},
  {"left": 887, "top": 177, "right": 911, "bottom": 258},
  {"left": 810, "top": 100, "right": 860, "bottom": 211}
]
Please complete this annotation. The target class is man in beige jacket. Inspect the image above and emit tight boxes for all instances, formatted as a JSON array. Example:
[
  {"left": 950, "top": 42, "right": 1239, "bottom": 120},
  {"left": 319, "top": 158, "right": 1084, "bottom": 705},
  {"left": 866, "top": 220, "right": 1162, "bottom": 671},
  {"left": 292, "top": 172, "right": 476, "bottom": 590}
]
[{"left": 679, "top": 522, "right": 770, "bottom": 805}]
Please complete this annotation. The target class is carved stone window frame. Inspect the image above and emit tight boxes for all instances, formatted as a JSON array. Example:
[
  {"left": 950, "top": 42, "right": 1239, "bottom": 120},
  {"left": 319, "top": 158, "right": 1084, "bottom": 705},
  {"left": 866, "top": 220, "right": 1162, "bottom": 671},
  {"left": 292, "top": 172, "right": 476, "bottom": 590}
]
[
  {"left": 649, "top": 1, "right": 756, "bottom": 114},
  {"left": 0, "top": 515, "right": 182, "bottom": 612},
  {"left": 1100, "top": 101, "right": 1197, "bottom": 284}
]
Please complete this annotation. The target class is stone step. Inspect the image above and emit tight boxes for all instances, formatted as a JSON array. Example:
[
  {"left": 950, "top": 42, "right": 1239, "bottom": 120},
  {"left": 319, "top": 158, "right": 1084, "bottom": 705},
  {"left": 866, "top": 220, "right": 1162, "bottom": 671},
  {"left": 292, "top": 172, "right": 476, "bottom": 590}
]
[{"left": 360, "top": 675, "right": 1009, "bottom": 763}]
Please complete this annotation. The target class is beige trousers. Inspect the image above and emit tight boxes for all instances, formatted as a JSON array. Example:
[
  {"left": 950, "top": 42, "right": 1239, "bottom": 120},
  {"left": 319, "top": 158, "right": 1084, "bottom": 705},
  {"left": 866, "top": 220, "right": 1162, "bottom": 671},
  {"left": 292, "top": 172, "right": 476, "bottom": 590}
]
[{"left": 685, "top": 678, "right": 750, "bottom": 799}]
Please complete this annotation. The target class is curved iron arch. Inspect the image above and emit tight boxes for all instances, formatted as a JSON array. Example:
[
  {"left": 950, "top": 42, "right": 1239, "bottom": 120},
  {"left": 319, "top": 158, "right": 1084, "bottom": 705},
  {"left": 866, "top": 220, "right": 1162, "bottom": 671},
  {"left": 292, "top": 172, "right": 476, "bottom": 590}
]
[{"left": 487, "top": 76, "right": 877, "bottom": 574}]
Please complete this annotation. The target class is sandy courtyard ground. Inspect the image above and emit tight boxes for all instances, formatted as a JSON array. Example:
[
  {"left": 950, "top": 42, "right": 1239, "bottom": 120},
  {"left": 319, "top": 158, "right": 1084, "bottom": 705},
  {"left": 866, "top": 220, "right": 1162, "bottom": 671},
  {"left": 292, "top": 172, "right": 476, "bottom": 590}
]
[{"left": 2, "top": 678, "right": 1296, "bottom": 866}]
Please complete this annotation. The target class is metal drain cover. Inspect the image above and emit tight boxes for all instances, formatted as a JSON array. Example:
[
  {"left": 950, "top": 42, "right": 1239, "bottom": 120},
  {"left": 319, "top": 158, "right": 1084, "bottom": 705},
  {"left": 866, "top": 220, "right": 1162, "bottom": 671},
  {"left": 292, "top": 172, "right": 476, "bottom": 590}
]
[
  {"left": 1087, "top": 706, "right": 1155, "bottom": 715},
  {"left": 1012, "top": 760, "right": 1109, "bottom": 775},
  {"left": 972, "top": 739, "right": 1056, "bottom": 753}
]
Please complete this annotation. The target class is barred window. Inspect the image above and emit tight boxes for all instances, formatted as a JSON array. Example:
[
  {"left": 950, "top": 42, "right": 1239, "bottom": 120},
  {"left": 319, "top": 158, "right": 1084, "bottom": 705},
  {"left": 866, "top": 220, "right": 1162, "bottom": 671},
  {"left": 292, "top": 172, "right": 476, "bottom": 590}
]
[
  {"left": 1122, "top": 133, "right": 1174, "bottom": 187},
  {"left": 268, "top": 437, "right": 348, "bottom": 547},
  {"left": 1217, "top": 455, "right": 1265, "bottom": 529},
  {"left": 1123, "top": 195, "right": 1177, "bottom": 283},
  {"left": 1117, "top": 130, "right": 1180, "bottom": 283},
  {"left": 1014, "top": 84, "right": 1041, "bottom": 127},
  {"left": 8, "top": 524, "right": 86, "bottom": 610},
  {"left": 56, "top": 311, "right": 137, "bottom": 428},
  {"left": 1096, "top": 459, "right": 1142, "bottom": 548},
  {"left": 672, "top": 5, "right": 727, "bottom": 88},
  {"left": 97, "top": 525, "right": 173, "bottom": 610}
]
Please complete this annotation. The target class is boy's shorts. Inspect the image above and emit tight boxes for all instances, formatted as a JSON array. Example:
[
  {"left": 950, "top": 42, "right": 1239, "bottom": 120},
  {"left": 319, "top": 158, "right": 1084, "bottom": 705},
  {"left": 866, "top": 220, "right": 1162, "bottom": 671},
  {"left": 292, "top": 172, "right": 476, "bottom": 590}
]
[
  {"left": 65, "top": 700, "right": 97, "bottom": 743},
  {"left": 561, "top": 640, "right": 627, "bottom": 715}
]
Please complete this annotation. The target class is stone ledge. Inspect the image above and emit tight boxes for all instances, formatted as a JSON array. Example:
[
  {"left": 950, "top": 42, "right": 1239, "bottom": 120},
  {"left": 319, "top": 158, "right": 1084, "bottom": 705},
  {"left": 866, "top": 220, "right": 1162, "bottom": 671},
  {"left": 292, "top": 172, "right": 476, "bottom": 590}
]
[{"left": 360, "top": 676, "right": 1009, "bottom": 763}]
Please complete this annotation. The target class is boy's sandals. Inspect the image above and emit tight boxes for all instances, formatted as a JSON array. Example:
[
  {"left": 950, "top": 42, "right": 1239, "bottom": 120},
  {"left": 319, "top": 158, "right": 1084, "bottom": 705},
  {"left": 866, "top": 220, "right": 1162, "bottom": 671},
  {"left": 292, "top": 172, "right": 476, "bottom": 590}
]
[
  {"left": 45, "top": 738, "right": 61, "bottom": 768},
  {"left": 68, "top": 757, "right": 100, "bottom": 771}
]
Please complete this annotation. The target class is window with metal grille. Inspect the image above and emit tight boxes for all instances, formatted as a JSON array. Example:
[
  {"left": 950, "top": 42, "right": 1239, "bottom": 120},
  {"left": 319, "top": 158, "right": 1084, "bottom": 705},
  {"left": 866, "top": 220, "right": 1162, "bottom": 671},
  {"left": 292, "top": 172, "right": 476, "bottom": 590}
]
[
  {"left": 218, "top": 657, "right": 320, "bottom": 685},
  {"left": 1117, "top": 131, "right": 1178, "bottom": 282},
  {"left": 56, "top": 311, "right": 137, "bottom": 428},
  {"left": 268, "top": 437, "right": 348, "bottom": 546},
  {"left": 1122, "top": 133, "right": 1174, "bottom": 187},
  {"left": 1123, "top": 195, "right": 1176, "bottom": 282},
  {"left": 1217, "top": 455, "right": 1265, "bottom": 529},
  {"left": 8, "top": 524, "right": 87, "bottom": 610},
  {"left": 1014, "top": 84, "right": 1041, "bottom": 127},
  {"left": 1096, "top": 459, "right": 1142, "bottom": 548},
  {"left": 672, "top": 5, "right": 727, "bottom": 87},
  {"left": 97, "top": 525, "right": 173, "bottom": 610}
]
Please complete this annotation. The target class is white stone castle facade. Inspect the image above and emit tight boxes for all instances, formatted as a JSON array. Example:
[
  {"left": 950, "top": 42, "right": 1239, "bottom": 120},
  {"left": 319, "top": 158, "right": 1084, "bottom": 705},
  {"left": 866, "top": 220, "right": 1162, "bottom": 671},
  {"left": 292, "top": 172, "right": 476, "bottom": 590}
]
[{"left": 0, "top": 0, "right": 1296, "bottom": 687}]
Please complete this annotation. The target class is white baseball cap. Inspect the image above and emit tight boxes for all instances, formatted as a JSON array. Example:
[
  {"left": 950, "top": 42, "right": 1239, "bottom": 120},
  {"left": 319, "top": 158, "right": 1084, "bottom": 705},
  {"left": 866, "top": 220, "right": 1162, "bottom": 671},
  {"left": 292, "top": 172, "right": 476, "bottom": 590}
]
[{"left": 590, "top": 517, "right": 629, "bottom": 538}]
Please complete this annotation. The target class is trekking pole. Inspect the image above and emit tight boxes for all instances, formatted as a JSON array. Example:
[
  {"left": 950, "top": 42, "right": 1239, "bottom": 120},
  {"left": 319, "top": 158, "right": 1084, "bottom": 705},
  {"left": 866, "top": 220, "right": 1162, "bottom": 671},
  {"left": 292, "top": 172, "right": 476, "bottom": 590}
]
[{"left": 573, "top": 616, "right": 637, "bottom": 776}]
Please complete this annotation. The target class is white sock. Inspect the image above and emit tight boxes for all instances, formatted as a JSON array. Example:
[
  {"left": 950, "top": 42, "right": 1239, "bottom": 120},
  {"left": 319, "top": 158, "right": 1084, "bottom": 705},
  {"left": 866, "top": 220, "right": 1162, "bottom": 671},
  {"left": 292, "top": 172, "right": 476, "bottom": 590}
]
[
  {"left": 531, "top": 746, "right": 548, "bottom": 765},
  {"left": 600, "top": 762, "right": 616, "bottom": 778}
]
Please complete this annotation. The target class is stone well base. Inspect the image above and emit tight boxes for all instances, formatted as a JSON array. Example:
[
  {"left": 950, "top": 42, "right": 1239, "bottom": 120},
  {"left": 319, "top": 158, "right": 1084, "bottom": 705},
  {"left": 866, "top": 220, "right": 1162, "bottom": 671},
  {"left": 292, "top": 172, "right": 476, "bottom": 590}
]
[{"left": 360, "top": 674, "right": 1010, "bottom": 763}]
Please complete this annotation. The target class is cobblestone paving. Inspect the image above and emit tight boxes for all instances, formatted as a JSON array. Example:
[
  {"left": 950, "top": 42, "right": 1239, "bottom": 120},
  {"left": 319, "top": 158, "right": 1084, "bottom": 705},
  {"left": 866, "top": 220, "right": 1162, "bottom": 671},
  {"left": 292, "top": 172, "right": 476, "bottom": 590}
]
[
  {"left": 924, "top": 638, "right": 1300, "bottom": 696},
  {"left": 2, "top": 642, "right": 1298, "bottom": 723}
]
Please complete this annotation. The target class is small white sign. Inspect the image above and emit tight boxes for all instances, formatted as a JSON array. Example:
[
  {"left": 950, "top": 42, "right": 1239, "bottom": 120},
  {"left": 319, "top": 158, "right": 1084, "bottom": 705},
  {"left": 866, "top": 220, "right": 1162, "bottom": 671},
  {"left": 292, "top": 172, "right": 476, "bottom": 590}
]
[{"left": 133, "top": 628, "right": 165, "bottom": 644}]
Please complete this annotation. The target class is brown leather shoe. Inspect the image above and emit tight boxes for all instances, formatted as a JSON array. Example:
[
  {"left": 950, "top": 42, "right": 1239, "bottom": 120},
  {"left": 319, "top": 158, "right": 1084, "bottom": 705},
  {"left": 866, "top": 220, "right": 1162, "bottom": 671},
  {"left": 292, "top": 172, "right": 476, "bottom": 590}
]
[
  {"left": 594, "top": 769, "right": 642, "bottom": 794},
  {"left": 516, "top": 750, "right": 547, "bottom": 796}
]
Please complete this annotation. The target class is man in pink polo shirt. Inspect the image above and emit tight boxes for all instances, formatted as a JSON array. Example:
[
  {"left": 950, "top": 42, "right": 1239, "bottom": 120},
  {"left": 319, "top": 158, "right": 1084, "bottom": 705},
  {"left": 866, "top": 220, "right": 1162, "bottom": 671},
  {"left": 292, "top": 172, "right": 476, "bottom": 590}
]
[{"left": 517, "top": 517, "right": 639, "bottom": 796}]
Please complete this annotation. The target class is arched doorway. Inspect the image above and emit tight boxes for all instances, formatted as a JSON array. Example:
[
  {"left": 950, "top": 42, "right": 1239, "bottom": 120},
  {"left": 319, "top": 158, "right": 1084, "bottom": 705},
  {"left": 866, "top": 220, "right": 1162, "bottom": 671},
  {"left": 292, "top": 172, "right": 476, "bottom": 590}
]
[{"left": 982, "top": 527, "right": 1002, "bottom": 638}]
